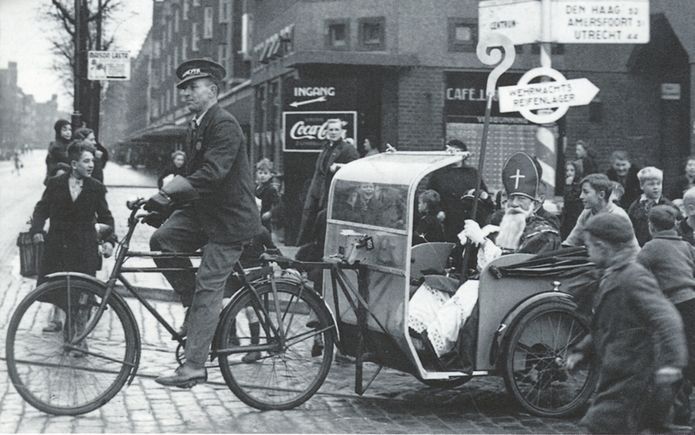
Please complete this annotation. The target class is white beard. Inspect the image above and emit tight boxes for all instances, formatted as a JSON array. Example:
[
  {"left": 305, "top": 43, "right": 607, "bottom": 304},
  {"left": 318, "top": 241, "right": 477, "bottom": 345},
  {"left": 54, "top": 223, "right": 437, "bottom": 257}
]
[{"left": 496, "top": 208, "right": 531, "bottom": 250}]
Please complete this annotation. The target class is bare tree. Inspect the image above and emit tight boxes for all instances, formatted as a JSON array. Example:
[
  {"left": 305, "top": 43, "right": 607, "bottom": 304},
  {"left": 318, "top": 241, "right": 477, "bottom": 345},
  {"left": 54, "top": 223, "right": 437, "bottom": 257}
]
[{"left": 41, "top": 0, "right": 124, "bottom": 133}]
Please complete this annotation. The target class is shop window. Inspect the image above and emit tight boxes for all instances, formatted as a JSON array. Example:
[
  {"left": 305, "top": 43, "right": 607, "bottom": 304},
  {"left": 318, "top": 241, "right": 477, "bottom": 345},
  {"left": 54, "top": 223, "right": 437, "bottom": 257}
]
[
  {"left": 325, "top": 19, "right": 350, "bottom": 50},
  {"left": 204, "top": 7, "right": 214, "bottom": 39},
  {"left": 448, "top": 18, "right": 477, "bottom": 52},
  {"left": 192, "top": 22, "right": 200, "bottom": 51},
  {"left": 358, "top": 17, "right": 385, "bottom": 50},
  {"left": 219, "top": 0, "right": 231, "bottom": 23}
]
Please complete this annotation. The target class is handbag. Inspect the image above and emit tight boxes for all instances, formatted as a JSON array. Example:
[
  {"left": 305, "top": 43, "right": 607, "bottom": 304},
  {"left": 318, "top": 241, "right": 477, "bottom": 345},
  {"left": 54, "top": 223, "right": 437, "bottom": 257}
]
[{"left": 16, "top": 231, "right": 43, "bottom": 278}]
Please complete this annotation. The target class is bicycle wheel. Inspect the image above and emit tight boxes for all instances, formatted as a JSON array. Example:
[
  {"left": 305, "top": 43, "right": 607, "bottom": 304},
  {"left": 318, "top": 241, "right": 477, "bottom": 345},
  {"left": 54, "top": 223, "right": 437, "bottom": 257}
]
[
  {"left": 5, "top": 278, "right": 139, "bottom": 415},
  {"left": 502, "top": 299, "right": 597, "bottom": 418},
  {"left": 217, "top": 280, "right": 335, "bottom": 410}
]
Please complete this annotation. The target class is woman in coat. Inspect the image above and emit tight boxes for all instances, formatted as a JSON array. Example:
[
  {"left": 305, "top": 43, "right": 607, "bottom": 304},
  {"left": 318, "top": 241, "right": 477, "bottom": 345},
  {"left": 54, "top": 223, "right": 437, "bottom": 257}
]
[
  {"left": 560, "top": 160, "right": 584, "bottom": 239},
  {"left": 157, "top": 150, "right": 187, "bottom": 189}
]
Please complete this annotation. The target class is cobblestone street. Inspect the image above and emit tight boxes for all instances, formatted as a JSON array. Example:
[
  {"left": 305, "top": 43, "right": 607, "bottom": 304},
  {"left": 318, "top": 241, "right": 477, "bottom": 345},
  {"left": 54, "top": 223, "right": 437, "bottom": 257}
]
[{"left": 0, "top": 155, "right": 590, "bottom": 433}]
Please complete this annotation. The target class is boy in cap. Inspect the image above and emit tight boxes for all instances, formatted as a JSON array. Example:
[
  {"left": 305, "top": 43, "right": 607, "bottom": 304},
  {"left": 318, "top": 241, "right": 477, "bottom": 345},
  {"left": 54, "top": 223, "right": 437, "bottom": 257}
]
[
  {"left": 637, "top": 204, "right": 695, "bottom": 426},
  {"left": 627, "top": 166, "right": 675, "bottom": 246},
  {"left": 566, "top": 213, "right": 687, "bottom": 433},
  {"left": 146, "top": 58, "right": 261, "bottom": 387}
]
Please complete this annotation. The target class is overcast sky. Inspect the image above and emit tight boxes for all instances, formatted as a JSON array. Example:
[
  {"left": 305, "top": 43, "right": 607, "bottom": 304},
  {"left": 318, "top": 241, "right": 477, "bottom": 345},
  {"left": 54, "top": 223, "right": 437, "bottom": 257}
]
[{"left": 0, "top": 0, "right": 152, "bottom": 112}]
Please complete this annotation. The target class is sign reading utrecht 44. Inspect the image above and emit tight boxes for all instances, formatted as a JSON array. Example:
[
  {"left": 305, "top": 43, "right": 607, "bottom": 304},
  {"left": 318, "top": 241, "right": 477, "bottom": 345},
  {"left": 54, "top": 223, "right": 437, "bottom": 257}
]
[{"left": 551, "top": 0, "right": 650, "bottom": 43}]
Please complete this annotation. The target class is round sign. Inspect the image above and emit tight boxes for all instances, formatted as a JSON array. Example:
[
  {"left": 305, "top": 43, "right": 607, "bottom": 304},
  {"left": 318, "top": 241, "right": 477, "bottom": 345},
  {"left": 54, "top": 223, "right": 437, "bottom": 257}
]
[{"left": 516, "top": 67, "right": 569, "bottom": 124}]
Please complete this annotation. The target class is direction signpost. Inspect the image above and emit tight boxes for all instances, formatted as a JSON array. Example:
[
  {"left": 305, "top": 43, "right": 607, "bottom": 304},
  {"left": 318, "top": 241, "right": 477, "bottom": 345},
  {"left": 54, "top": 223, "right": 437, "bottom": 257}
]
[
  {"left": 551, "top": 0, "right": 650, "bottom": 44},
  {"left": 498, "top": 77, "right": 599, "bottom": 113}
]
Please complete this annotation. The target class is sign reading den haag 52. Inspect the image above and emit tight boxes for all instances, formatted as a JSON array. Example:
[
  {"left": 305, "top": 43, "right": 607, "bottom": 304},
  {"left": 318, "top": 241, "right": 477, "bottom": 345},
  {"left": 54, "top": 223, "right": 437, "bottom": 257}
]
[
  {"left": 282, "top": 111, "right": 357, "bottom": 153},
  {"left": 87, "top": 50, "right": 130, "bottom": 80}
]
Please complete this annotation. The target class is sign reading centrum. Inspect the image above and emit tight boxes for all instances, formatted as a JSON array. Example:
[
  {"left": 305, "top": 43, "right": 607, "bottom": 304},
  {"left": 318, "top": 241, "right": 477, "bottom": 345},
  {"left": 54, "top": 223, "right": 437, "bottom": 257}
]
[
  {"left": 551, "top": 0, "right": 650, "bottom": 43},
  {"left": 479, "top": 0, "right": 541, "bottom": 46}
]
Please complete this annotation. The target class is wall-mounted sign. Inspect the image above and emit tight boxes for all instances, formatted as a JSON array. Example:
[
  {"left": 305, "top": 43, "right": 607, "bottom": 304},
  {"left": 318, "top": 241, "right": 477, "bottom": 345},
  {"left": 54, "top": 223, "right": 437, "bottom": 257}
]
[
  {"left": 499, "top": 77, "right": 599, "bottom": 112},
  {"left": 445, "top": 71, "right": 526, "bottom": 121},
  {"left": 283, "top": 78, "right": 357, "bottom": 111},
  {"left": 283, "top": 111, "right": 357, "bottom": 153},
  {"left": 661, "top": 83, "right": 681, "bottom": 100},
  {"left": 88, "top": 50, "right": 130, "bottom": 80},
  {"left": 254, "top": 24, "right": 295, "bottom": 65}
]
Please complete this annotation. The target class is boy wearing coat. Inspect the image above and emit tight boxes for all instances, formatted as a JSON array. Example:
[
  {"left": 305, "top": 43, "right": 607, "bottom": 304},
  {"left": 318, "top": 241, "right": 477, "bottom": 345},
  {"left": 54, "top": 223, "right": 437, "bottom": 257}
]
[
  {"left": 637, "top": 204, "right": 695, "bottom": 426},
  {"left": 567, "top": 213, "right": 687, "bottom": 433}
]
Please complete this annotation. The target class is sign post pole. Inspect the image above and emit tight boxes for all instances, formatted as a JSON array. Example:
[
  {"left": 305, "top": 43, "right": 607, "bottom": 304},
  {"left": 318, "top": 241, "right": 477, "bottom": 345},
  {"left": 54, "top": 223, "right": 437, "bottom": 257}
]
[{"left": 537, "top": 0, "right": 557, "bottom": 192}]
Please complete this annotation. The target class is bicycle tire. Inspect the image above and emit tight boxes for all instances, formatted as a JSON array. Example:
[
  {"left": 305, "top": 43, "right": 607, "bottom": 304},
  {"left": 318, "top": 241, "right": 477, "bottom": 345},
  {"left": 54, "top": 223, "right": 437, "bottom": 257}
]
[
  {"left": 217, "top": 280, "right": 335, "bottom": 410},
  {"left": 502, "top": 298, "right": 597, "bottom": 418},
  {"left": 5, "top": 277, "right": 139, "bottom": 415}
]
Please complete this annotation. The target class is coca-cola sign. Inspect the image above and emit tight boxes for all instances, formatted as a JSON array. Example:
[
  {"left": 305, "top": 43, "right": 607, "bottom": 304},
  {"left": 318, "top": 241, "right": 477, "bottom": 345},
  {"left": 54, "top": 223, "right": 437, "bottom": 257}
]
[{"left": 283, "top": 111, "right": 357, "bottom": 153}]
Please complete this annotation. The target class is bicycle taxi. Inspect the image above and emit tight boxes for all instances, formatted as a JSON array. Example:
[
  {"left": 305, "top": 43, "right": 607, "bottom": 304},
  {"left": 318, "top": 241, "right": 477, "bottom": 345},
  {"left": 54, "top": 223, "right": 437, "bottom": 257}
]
[
  {"left": 317, "top": 150, "right": 596, "bottom": 417},
  {"left": 6, "top": 150, "right": 596, "bottom": 418}
]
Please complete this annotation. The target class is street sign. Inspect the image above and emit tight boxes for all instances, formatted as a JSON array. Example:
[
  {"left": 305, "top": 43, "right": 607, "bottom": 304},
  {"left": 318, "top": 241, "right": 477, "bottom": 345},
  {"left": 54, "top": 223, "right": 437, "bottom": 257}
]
[
  {"left": 551, "top": 0, "right": 650, "bottom": 44},
  {"left": 498, "top": 78, "right": 599, "bottom": 113},
  {"left": 88, "top": 51, "right": 130, "bottom": 80},
  {"left": 479, "top": 0, "right": 541, "bottom": 46}
]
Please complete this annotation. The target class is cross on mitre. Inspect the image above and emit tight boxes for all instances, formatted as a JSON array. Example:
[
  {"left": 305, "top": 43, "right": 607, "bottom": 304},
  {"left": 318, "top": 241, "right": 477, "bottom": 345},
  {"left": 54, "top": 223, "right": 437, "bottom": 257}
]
[{"left": 501, "top": 152, "right": 540, "bottom": 200}]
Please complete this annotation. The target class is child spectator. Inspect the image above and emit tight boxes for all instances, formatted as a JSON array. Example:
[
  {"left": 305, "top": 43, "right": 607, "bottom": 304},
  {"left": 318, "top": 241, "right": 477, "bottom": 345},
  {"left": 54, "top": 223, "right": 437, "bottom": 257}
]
[
  {"left": 637, "top": 204, "right": 695, "bottom": 426},
  {"left": 567, "top": 213, "right": 687, "bottom": 433},
  {"left": 560, "top": 161, "right": 583, "bottom": 239},
  {"left": 255, "top": 158, "right": 280, "bottom": 234},
  {"left": 414, "top": 189, "right": 444, "bottom": 245},
  {"left": 628, "top": 166, "right": 675, "bottom": 246},
  {"left": 670, "top": 155, "right": 695, "bottom": 200}
]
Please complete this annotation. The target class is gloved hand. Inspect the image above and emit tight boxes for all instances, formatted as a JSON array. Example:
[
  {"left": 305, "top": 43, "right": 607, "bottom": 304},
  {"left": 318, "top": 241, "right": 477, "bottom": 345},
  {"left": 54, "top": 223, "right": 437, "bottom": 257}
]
[
  {"left": 144, "top": 191, "right": 172, "bottom": 215},
  {"left": 142, "top": 212, "right": 167, "bottom": 228},
  {"left": 457, "top": 219, "right": 486, "bottom": 246}
]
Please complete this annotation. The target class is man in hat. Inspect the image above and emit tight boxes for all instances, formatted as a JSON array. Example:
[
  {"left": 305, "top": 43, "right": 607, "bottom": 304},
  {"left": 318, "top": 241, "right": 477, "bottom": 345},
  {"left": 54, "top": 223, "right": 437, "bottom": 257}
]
[
  {"left": 566, "top": 213, "right": 686, "bottom": 433},
  {"left": 296, "top": 118, "right": 359, "bottom": 245},
  {"left": 410, "top": 153, "right": 561, "bottom": 360},
  {"left": 146, "top": 58, "right": 261, "bottom": 387},
  {"left": 426, "top": 139, "right": 492, "bottom": 241}
]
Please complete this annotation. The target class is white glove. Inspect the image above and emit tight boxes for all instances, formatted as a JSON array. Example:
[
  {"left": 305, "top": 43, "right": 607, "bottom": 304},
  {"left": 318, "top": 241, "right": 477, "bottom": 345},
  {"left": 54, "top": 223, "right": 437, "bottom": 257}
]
[{"left": 457, "top": 219, "right": 486, "bottom": 246}]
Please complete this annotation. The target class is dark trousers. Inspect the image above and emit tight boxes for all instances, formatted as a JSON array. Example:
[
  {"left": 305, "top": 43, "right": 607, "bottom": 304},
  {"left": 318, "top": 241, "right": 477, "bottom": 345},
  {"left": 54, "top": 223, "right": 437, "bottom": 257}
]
[
  {"left": 297, "top": 193, "right": 322, "bottom": 246},
  {"left": 150, "top": 208, "right": 243, "bottom": 369}
]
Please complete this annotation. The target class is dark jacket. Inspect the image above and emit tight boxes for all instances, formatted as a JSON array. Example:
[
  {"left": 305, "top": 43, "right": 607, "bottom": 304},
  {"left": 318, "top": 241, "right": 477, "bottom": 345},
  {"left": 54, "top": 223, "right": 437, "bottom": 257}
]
[
  {"left": 576, "top": 155, "right": 598, "bottom": 176},
  {"left": 627, "top": 196, "right": 674, "bottom": 246},
  {"left": 414, "top": 214, "right": 445, "bottom": 245},
  {"left": 427, "top": 165, "right": 490, "bottom": 242},
  {"left": 30, "top": 173, "right": 115, "bottom": 282},
  {"left": 606, "top": 165, "right": 641, "bottom": 210},
  {"left": 184, "top": 103, "right": 261, "bottom": 243},
  {"left": 637, "top": 229, "right": 695, "bottom": 305},
  {"left": 91, "top": 143, "right": 109, "bottom": 184},
  {"left": 306, "top": 138, "right": 359, "bottom": 210},
  {"left": 560, "top": 181, "right": 583, "bottom": 239},
  {"left": 578, "top": 252, "right": 687, "bottom": 433},
  {"left": 44, "top": 138, "right": 71, "bottom": 185},
  {"left": 255, "top": 180, "right": 280, "bottom": 232},
  {"left": 670, "top": 174, "right": 695, "bottom": 200}
]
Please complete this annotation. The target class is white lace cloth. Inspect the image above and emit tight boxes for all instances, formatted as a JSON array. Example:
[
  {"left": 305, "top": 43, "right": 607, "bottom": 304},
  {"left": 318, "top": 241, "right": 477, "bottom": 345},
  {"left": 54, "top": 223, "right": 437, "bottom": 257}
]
[{"left": 408, "top": 280, "right": 480, "bottom": 357}]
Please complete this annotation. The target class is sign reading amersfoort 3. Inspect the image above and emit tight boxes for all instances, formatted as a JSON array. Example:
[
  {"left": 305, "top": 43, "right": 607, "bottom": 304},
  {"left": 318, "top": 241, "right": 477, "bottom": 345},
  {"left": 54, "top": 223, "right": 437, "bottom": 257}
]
[{"left": 283, "top": 111, "right": 357, "bottom": 152}]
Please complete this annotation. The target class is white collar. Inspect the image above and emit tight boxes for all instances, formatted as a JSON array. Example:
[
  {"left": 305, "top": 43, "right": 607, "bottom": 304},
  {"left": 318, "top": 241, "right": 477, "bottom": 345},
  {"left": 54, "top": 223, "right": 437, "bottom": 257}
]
[{"left": 193, "top": 105, "right": 213, "bottom": 127}]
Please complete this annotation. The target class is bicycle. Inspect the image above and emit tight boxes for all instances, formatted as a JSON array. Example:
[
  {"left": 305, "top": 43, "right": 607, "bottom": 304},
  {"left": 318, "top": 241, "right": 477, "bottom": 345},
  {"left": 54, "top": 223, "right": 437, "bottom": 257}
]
[{"left": 5, "top": 198, "right": 337, "bottom": 415}]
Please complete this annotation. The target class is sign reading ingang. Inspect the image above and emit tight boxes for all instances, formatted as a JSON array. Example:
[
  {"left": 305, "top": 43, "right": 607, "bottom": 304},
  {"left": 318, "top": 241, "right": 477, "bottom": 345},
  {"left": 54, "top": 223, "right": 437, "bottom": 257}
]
[{"left": 283, "top": 111, "right": 357, "bottom": 152}]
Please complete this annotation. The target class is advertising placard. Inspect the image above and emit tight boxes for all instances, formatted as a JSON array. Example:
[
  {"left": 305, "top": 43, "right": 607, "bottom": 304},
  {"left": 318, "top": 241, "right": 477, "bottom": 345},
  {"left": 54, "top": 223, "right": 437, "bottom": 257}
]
[
  {"left": 87, "top": 50, "right": 130, "bottom": 80},
  {"left": 283, "top": 111, "right": 357, "bottom": 153}
]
